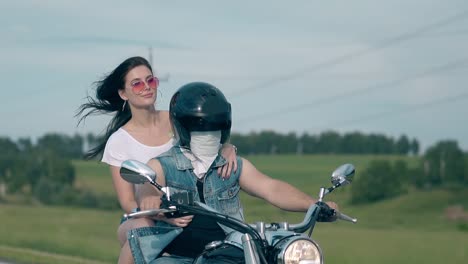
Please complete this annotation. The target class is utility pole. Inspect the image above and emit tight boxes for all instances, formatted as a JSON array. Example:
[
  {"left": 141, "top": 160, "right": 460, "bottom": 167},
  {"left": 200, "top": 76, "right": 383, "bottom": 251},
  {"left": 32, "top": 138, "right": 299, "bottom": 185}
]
[
  {"left": 148, "top": 46, "right": 154, "bottom": 67},
  {"left": 148, "top": 46, "right": 170, "bottom": 82}
]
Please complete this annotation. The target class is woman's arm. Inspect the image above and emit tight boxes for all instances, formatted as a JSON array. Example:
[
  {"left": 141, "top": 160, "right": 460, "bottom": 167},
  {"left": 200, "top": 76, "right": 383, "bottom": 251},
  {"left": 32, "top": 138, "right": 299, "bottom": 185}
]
[
  {"left": 109, "top": 165, "right": 138, "bottom": 213},
  {"left": 137, "top": 159, "right": 166, "bottom": 211}
]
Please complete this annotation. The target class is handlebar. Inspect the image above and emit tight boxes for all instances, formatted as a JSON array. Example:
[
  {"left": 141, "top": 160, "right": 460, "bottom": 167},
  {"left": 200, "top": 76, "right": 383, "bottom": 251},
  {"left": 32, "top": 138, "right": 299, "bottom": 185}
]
[
  {"left": 123, "top": 208, "right": 175, "bottom": 219},
  {"left": 336, "top": 211, "right": 358, "bottom": 223},
  {"left": 122, "top": 204, "right": 264, "bottom": 242},
  {"left": 288, "top": 204, "right": 319, "bottom": 233},
  {"left": 248, "top": 203, "right": 357, "bottom": 233},
  {"left": 284, "top": 206, "right": 358, "bottom": 232},
  {"left": 123, "top": 202, "right": 357, "bottom": 233}
]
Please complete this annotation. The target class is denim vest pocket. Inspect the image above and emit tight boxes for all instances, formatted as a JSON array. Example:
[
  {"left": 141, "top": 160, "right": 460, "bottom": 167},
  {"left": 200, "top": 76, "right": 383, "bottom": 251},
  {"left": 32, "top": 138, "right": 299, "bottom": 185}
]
[
  {"left": 217, "top": 184, "right": 241, "bottom": 215},
  {"left": 128, "top": 225, "right": 183, "bottom": 264}
]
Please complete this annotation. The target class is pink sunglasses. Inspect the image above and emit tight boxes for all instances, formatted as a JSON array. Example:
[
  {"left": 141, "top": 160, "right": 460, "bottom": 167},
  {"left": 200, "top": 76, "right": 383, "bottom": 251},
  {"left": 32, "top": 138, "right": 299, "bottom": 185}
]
[{"left": 130, "top": 76, "right": 159, "bottom": 94}]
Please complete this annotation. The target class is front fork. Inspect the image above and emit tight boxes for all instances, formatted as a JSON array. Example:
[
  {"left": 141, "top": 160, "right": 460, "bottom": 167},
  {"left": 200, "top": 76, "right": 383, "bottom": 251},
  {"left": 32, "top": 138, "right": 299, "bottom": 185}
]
[{"left": 242, "top": 233, "right": 261, "bottom": 264}]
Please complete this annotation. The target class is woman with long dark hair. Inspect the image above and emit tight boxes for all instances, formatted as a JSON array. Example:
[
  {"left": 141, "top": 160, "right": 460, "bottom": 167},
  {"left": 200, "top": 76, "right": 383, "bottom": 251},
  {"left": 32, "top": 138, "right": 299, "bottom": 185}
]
[{"left": 76, "top": 56, "right": 238, "bottom": 263}]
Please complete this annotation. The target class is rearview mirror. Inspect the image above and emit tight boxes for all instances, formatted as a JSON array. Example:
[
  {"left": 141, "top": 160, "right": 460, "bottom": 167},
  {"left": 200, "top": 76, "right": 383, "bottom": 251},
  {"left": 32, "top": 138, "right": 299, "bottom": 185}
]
[
  {"left": 331, "top": 163, "right": 355, "bottom": 187},
  {"left": 120, "top": 160, "right": 156, "bottom": 185}
]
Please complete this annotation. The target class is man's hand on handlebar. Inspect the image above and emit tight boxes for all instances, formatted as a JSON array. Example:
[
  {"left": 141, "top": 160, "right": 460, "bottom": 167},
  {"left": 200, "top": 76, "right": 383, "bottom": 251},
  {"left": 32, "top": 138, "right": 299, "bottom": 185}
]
[
  {"left": 317, "top": 201, "right": 339, "bottom": 222},
  {"left": 139, "top": 196, "right": 194, "bottom": 226},
  {"left": 158, "top": 214, "right": 194, "bottom": 227},
  {"left": 325, "top": 201, "right": 338, "bottom": 211}
]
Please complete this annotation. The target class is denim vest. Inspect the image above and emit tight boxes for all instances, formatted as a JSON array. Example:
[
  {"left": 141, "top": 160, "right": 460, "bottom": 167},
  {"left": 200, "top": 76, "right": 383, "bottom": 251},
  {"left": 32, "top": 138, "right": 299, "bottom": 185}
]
[
  {"left": 160, "top": 147, "right": 244, "bottom": 220},
  {"left": 128, "top": 147, "right": 244, "bottom": 264}
]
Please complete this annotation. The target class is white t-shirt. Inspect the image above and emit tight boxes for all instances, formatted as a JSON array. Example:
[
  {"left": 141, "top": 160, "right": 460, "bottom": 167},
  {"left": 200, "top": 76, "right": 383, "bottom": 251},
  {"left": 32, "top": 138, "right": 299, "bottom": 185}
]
[{"left": 101, "top": 128, "right": 175, "bottom": 167}]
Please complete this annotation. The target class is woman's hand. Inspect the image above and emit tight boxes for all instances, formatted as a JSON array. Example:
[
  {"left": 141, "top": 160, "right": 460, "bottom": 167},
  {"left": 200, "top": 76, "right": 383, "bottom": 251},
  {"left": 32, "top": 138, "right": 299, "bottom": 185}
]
[{"left": 218, "top": 143, "right": 238, "bottom": 179}]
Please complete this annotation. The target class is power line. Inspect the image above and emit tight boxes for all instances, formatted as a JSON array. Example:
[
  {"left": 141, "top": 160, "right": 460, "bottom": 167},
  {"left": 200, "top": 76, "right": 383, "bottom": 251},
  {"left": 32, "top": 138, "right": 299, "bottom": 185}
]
[
  {"left": 324, "top": 91, "right": 468, "bottom": 129},
  {"left": 235, "top": 58, "right": 468, "bottom": 125},
  {"left": 228, "top": 9, "right": 468, "bottom": 98},
  {"left": 417, "top": 29, "right": 468, "bottom": 37}
]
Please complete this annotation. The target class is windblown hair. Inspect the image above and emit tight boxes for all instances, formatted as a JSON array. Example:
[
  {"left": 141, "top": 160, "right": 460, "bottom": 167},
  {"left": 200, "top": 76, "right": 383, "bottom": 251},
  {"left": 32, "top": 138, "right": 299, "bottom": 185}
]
[{"left": 76, "top": 56, "right": 153, "bottom": 159}]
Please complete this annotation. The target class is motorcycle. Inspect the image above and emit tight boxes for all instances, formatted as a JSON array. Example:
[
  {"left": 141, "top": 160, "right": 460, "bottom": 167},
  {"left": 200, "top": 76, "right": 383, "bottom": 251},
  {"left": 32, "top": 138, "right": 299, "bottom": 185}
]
[{"left": 120, "top": 160, "right": 357, "bottom": 264}]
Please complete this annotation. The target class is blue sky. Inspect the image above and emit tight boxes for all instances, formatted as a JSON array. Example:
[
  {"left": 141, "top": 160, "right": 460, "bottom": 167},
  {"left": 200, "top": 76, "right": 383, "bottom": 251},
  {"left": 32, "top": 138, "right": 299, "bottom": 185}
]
[{"left": 1, "top": 0, "right": 468, "bottom": 151}]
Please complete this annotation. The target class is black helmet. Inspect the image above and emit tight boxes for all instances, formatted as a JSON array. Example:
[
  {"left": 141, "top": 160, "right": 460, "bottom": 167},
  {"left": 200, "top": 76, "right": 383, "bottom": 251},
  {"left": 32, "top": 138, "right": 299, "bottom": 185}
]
[{"left": 169, "top": 82, "right": 232, "bottom": 147}]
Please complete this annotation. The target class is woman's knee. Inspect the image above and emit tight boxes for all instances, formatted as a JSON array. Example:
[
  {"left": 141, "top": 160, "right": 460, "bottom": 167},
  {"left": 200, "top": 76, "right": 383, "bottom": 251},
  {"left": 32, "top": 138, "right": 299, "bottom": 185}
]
[{"left": 118, "top": 218, "right": 155, "bottom": 241}]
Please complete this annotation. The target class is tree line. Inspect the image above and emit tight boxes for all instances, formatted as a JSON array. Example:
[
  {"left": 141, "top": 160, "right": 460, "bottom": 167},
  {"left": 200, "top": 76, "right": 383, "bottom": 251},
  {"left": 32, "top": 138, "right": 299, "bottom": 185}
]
[
  {"left": 0, "top": 134, "right": 117, "bottom": 209},
  {"left": 350, "top": 140, "right": 468, "bottom": 205},
  {"left": 0, "top": 131, "right": 465, "bottom": 209},
  {"left": 3, "top": 130, "right": 421, "bottom": 161},
  {"left": 231, "top": 130, "right": 420, "bottom": 155}
]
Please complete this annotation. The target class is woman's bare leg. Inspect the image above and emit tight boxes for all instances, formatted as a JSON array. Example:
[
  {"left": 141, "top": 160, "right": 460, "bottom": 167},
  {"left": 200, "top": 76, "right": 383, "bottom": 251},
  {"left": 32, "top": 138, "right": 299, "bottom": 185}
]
[{"left": 117, "top": 217, "right": 155, "bottom": 264}]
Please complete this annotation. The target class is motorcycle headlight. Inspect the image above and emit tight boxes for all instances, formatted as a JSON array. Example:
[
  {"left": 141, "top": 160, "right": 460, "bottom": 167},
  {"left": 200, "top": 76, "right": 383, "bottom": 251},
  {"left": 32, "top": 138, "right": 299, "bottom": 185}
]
[{"left": 275, "top": 237, "right": 323, "bottom": 264}]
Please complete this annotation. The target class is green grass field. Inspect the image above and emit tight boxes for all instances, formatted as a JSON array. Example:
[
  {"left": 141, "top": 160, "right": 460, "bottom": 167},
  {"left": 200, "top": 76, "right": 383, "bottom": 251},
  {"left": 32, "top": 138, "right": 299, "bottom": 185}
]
[{"left": 1, "top": 155, "right": 467, "bottom": 263}]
